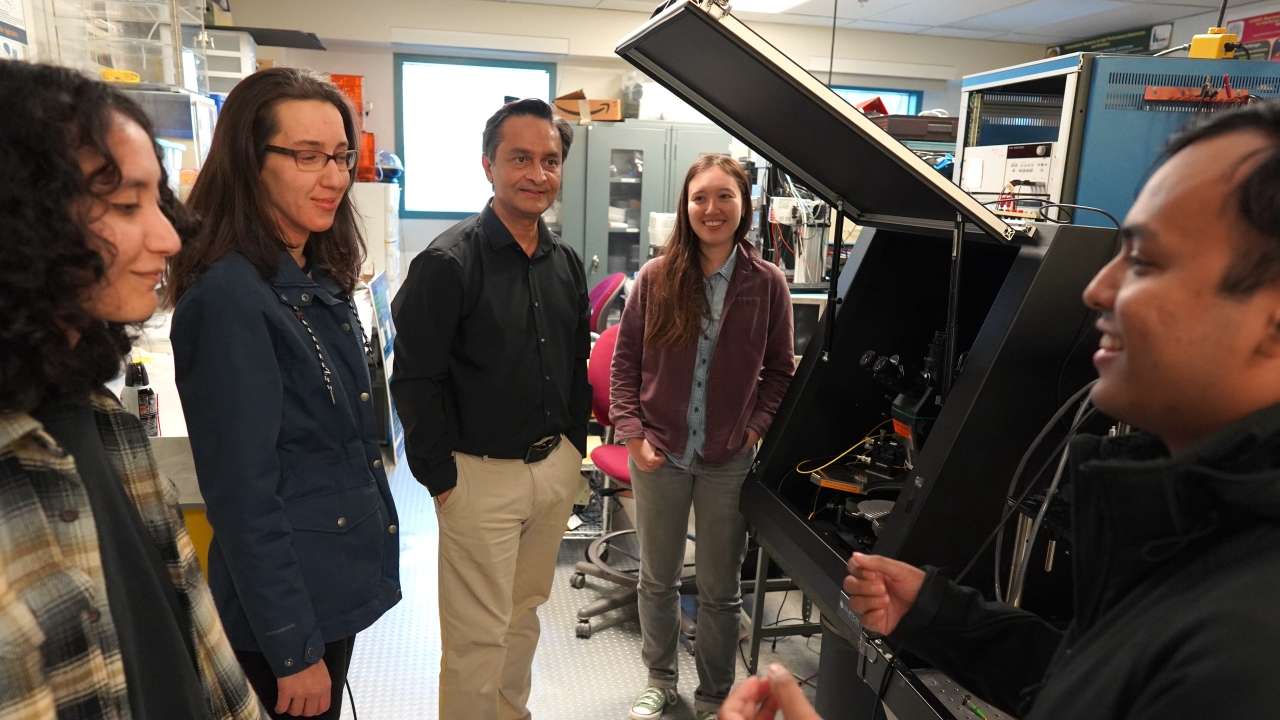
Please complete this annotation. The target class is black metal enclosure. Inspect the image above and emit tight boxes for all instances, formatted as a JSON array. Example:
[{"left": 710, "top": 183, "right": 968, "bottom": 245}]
[
  {"left": 616, "top": 3, "right": 1120, "bottom": 717},
  {"left": 744, "top": 222, "right": 1113, "bottom": 636}
]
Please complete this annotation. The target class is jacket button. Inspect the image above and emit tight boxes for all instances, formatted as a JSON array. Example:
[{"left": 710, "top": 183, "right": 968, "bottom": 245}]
[
  {"left": 83, "top": 607, "right": 102, "bottom": 623},
  {"left": 281, "top": 294, "right": 288, "bottom": 301},
  {"left": 284, "top": 659, "right": 294, "bottom": 668},
  {"left": 342, "top": 323, "right": 351, "bottom": 331},
  {"left": 389, "top": 525, "right": 398, "bottom": 534},
  {"left": 301, "top": 293, "right": 310, "bottom": 302},
  {"left": 306, "top": 647, "right": 315, "bottom": 657},
  {"left": 60, "top": 509, "right": 79, "bottom": 522},
  {"left": 360, "top": 393, "right": 370, "bottom": 402},
  {"left": 373, "top": 459, "right": 383, "bottom": 469},
  {"left": 337, "top": 517, "right": 347, "bottom": 528}
]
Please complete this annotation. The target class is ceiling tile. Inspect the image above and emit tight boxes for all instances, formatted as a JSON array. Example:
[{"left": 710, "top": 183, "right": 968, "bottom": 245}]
[
  {"left": 950, "top": 0, "right": 1128, "bottom": 32},
  {"left": 737, "top": 10, "right": 844, "bottom": 25},
  {"left": 787, "top": 0, "right": 918, "bottom": 21},
  {"left": 840, "top": 18, "right": 931, "bottom": 32},
  {"left": 861, "top": 0, "right": 1030, "bottom": 26},
  {"left": 1021, "top": 2, "right": 1201, "bottom": 38}
]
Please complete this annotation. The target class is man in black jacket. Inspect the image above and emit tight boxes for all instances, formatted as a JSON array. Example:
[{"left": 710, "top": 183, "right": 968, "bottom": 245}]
[{"left": 722, "top": 103, "right": 1280, "bottom": 720}]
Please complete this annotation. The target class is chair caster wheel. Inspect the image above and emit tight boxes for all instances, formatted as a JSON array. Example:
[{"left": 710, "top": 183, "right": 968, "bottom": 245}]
[
  {"left": 569, "top": 572, "right": 586, "bottom": 589},
  {"left": 576, "top": 621, "right": 593, "bottom": 639}
]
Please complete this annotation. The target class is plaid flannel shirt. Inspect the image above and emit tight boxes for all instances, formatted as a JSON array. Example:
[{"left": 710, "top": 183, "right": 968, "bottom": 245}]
[{"left": 0, "top": 390, "right": 267, "bottom": 720}]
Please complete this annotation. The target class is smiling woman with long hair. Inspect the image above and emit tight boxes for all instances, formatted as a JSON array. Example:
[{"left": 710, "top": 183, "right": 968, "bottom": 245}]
[
  {"left": 610, "top": 154, "right": 795, "bottom": 720},
  {"left": 167, "top": 68, "right": 400, "bottom": 720}
]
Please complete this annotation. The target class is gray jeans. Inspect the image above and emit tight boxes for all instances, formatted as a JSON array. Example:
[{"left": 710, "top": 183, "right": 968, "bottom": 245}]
[{"left": 630, "top": 448, "right": 754, "bottom": 713}]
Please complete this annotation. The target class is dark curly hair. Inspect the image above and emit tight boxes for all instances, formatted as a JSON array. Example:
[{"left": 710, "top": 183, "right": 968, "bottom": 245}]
[{"left": 0, "top": 62, "right": 195, "bottom": 414}]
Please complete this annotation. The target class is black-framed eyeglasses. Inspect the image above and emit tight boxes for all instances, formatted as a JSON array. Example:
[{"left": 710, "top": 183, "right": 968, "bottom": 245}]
[{"left": 264, "top": 145, "right": 359, "bottom": 172}]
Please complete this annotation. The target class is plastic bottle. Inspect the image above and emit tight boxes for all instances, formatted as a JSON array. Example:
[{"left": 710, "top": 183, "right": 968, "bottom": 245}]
[{"left": 123, "top": 362, "right": 159, "bottom": 437}]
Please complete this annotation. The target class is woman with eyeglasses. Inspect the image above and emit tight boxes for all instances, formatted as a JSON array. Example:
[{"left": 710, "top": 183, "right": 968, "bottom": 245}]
[{"left": 168, "top": 68, "right": 400, "bottom": 720}]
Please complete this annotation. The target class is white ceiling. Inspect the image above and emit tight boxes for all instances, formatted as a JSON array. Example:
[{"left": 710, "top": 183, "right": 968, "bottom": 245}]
[{"left": 503, "top": 0, "right": 1228, "bottom": 45}]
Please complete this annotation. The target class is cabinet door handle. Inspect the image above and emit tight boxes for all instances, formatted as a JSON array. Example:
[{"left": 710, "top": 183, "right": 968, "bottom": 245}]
[{"left": 591, "top": 255, "right": 600, "bottom": 271}]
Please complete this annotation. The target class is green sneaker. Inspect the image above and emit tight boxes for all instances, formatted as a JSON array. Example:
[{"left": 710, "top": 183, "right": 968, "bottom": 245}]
[
  {"left": 696, "top": 712, "right": 718, "bottom": 720},
  {"left": 630, "top": 686, "right": 678, "bottom": 720}
]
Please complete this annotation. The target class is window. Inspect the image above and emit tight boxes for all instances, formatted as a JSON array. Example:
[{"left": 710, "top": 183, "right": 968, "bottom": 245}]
[
  {"left": 395, "top": 55, "right": 556, "bottom": 219},
  {"left": 832, "top": 86, "right": 922, "bottom": 116}
]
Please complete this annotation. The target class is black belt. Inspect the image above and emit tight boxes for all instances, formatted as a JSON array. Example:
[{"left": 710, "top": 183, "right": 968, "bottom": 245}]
[{"left": 487, "top": 435, "right": 561, "bottom": 464}]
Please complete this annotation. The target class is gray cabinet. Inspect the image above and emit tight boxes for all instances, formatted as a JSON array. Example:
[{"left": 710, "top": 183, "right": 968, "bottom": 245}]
[
  {"left": 557, "top": 120, "right": 734, "bottom": 285},
  {"left": 583, "top": 123, "right": 668, "bottom": 282}
]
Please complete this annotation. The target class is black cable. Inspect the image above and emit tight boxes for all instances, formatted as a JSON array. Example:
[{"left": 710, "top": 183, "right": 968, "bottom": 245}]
[
  {"left": 828, "top": 0, "right": 839, "bottom": 87},
  {"left": 771, "top": 589, "right": 791, "bottom": 651},
  {"left": 988, "top": 404, "right": 1096, "bottom": 599},
  {"left": 952, "top": 381, "right": 1095, "bottom": 587},
  {"left": 346, "top": 678, "right": 358, "bottom": 720}
]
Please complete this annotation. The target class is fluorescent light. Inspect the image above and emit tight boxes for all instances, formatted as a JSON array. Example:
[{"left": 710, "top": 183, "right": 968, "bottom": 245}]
[{"left": 732, "top": 0, "right": 808, "bottom": 13}]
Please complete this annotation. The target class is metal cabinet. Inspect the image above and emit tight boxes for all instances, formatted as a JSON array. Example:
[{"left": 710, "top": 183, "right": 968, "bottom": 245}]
[
  {"left": 559, "top": 120, "right": 734, "bottom": 284},
  {"left": 583, "top": 123, "right": 669, "bottom": 282},
  {"left": 668, "top": 124, "right": 736, "bottom": 196}
]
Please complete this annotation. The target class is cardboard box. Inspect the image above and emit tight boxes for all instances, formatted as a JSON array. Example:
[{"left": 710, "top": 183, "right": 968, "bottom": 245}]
[{"left": 554, "top": 90, "right": 623, "bottom": 123}]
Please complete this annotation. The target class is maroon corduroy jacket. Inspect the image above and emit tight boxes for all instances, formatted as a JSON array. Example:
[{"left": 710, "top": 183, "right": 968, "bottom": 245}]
[{"left": 609, "top": 241, "right": 795, "bottom": 464}]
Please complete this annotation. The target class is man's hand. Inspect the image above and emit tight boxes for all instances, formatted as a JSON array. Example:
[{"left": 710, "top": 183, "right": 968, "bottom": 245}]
[
  {"left": 626, "top": 438, "right": 667, "bottom": 472},
  {"left": 436, "top": 488, "right": 453, "bottom": 506},
  {"left": 739, "top": 428, "right": 761, "bottom": 455},
  {"left": 720, "top": 664, "right": 821, "bottom": 720},
  {"left": 276, "top": 659, "right": 330, "bottom": 717},
  {"left": 843, "top": 552, "right": 925, "bottom": 636}
]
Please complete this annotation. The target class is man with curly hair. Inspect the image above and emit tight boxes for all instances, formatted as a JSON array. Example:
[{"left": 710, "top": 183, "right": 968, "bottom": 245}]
[{"left": 0, "top": 61, "right": 267, "bottom": 720}]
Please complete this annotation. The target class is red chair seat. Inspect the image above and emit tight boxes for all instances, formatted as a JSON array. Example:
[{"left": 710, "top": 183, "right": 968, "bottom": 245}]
[{"left": 590, "top": 444, "right": 632, "bottom": 487}]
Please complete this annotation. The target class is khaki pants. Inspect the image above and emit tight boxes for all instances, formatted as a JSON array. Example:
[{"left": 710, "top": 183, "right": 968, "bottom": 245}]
[{"left": 435, "top": 436, "right": 583, "bottom": 720}]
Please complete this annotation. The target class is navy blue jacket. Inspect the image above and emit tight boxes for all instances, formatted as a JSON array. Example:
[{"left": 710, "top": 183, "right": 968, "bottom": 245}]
[{"left": 171, "top": 251, "right": 400, "bottom": 679}]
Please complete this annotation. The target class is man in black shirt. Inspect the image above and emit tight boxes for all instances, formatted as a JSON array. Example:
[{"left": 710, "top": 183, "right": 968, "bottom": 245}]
[{"left": 391, "top": 98, "right": 590, "bottom": 720}]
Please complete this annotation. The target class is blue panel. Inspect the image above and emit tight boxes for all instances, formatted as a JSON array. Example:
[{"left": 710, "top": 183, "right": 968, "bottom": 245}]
[
  {"left": 962, "top": 54, "right": 1084, "bottom": 90},
  {"left": 1073, "top": 56, "right": 1280, "bottom": 224}
]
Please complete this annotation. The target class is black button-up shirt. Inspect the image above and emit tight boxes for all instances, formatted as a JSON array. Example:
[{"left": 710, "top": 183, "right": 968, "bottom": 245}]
[{"left": 390, "top": 200, "right": 591, "bottom": 495}]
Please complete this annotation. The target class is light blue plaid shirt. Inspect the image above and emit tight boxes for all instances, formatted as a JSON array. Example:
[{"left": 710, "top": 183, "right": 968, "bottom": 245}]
[{"left": 668, "top": 249, "right": 738, "bottom": 469}]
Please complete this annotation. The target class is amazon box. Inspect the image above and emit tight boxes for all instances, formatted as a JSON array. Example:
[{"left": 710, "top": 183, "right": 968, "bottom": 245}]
[{"left": 554, "top": 90, "right": 623, "bottom": 123}]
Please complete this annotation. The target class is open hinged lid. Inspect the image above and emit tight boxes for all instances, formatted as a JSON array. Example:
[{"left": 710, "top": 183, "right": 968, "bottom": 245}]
[{"left": 616, "top": 0, "right": 1023, "bottom": 242}]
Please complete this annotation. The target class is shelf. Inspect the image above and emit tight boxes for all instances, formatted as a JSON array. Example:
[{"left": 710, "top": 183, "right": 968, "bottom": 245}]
[
  {"left": 609, "top": 228, "right": 641, "bottom": 234},
  {"left": 611, "top": 177, "right": 641, "bottom": 183}
]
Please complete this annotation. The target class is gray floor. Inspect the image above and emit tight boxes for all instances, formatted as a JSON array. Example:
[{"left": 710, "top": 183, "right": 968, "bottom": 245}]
[{"left": 339, "top": 457, "right": 821, "bottom": 719}]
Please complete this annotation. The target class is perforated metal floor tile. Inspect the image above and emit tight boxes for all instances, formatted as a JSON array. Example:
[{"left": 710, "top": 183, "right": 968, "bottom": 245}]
[{"left": 339, "top": 457, "right": 819, "bottom": 720}]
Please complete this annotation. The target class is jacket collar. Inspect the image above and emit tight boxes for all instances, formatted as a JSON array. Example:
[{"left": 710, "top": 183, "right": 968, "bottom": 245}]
[
  {"left": 480, "top": 199, "right": 555, "bottom": 259},
  {"left": 0, "top": 388, "right": 122, "bottom": 455},
  {"left": 269, "top": 251, "right": 345, "bottom": 306},
  {"left": 0, "top": 413, "right": 45, "bottom": 453},
  {"left": 1067, "top": 401, "right": 1280, "bottom": 627}
]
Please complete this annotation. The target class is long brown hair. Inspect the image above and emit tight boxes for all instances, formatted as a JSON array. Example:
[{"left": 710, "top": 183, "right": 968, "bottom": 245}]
[
  {"left": 166, "top": 68, "right": 365, "bottom": 304},
  {"left": 644, "top": 154, "right": 753, "bottom": 349}
]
